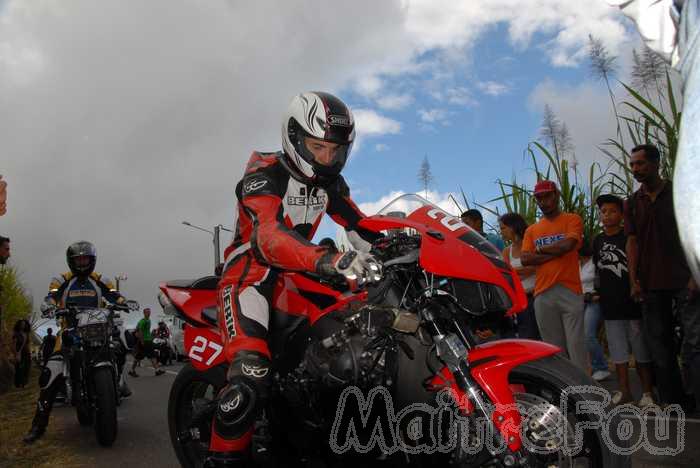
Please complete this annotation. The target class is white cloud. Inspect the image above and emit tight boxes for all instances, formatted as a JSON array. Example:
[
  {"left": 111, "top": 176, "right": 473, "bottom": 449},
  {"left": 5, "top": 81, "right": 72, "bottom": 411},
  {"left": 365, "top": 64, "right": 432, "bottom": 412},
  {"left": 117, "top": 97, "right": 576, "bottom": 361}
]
[
  {"left": 353, "top": 109, "right": 402, "bottom": 136},
  {"left": 376, "top": 93, "right": 413, "bottom": 110},
  {"left": 355, "top": 75, "right": 383, "bottom": 97},
  {"left": 478, "top": 81, "right": 511, "bottom": 96},
  {"left": 374, "top": 143, "right": 390, "bottom": 152},
  {"left": 404, "top": 0, "right": 630, "bottom": 67},
  {"left": 528, "top": 79, "right": 617, "bottom": 170},
  {"left": 356, "top": 190, "right": 460, "bottom": 217},
  {"left": 418, "top": 108, "right": 449, "bottom": 124},
  {"left": 446, "top": 86, "right": 477, "bottom": 106},
  {"left": 0, "top": 0, "right": 635, "bottom": 309}
]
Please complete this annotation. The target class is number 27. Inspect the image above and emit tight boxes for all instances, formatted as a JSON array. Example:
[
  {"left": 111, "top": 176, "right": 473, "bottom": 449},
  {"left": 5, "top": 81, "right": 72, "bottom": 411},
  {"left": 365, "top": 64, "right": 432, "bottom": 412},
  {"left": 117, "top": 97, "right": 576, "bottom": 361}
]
[{"left": 189, "top": 336, "right": 223, "bottom": 366}]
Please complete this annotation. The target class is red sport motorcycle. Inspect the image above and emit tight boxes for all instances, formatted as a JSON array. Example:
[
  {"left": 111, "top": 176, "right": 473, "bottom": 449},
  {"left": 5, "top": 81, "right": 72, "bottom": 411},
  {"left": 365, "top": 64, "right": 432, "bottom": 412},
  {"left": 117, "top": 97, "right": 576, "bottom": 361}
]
[{"left": 161, "top": 194, "right": 626, "bottom": 467}]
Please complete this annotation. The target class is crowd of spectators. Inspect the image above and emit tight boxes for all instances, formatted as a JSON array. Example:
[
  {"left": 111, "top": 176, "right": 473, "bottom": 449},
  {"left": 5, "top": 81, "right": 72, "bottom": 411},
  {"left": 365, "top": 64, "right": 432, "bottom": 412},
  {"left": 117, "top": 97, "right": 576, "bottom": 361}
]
[{"left": 477, "top": 144, "right": 699, "bottom": 414}]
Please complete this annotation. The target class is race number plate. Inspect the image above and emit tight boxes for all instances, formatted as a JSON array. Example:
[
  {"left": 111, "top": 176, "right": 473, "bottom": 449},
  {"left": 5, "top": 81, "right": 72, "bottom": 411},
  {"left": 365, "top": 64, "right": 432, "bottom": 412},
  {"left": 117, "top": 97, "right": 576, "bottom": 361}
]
[{"left": 183, "top": 325, "right": 226, "bottom": 371}]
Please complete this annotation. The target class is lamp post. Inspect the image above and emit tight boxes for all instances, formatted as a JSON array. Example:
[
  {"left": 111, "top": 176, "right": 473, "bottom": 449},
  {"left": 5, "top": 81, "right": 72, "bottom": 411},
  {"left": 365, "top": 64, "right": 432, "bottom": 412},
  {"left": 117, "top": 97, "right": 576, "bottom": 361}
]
[
  {"left": 182, "top": 221, "right": 233, "bottom": 273},
  {"left": 115, "top": 274, "right": 127, "bottom": 292}
]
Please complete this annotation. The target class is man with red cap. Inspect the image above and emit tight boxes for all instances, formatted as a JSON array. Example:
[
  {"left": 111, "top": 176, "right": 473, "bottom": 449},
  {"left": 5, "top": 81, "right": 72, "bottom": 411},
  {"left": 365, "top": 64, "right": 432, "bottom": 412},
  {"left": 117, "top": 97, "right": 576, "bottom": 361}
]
[{"left": 521, "top": 180, "right": 586, "bottom": 371}]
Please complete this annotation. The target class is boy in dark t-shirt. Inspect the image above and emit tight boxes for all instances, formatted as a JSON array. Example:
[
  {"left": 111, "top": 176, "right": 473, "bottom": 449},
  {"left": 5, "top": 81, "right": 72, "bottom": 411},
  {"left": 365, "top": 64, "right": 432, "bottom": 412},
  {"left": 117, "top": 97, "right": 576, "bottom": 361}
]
[{"left": 594, "top": 194, "right": 655, "bottom": 406}]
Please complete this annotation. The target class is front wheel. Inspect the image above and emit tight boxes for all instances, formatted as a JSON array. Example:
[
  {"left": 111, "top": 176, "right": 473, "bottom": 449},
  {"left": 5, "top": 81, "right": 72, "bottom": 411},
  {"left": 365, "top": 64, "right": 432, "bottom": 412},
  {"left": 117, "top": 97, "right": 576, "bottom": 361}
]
[
  {"left": 508, "top": 354, "right": 630, "bottom": 468},
  {"left": 169, "top": 363, "right": 227, "bottom": 468},
  {"left": 76, "top": 401, "right": 94, "bottom": 426},
  {"left": 93, "top": 366, "right": 118, "bottom": 446}
]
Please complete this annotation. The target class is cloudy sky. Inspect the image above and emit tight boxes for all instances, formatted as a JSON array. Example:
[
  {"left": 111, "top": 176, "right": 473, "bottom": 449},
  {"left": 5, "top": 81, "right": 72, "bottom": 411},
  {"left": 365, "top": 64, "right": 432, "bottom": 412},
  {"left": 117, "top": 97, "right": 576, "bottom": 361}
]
[{"left": 0, "top": 0, "right": 642, "bottom": 327}]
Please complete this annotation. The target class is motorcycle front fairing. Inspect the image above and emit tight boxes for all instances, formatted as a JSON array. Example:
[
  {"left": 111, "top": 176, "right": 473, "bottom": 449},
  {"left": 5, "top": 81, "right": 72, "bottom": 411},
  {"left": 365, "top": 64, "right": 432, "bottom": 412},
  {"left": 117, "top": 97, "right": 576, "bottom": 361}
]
[
  {"left": 359, "top": 195, "right": 560, "bottom": 452},
  {"left": 359, "top": 204, "right": 527, "bottom": 316}
]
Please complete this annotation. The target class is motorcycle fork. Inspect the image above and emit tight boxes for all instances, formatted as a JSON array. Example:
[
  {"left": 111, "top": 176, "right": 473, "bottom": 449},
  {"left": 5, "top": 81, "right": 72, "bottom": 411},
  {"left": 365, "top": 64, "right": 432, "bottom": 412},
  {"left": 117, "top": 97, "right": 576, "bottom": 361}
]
[{"left": 421, "top": 309, "right": 527, "bottom": 464}]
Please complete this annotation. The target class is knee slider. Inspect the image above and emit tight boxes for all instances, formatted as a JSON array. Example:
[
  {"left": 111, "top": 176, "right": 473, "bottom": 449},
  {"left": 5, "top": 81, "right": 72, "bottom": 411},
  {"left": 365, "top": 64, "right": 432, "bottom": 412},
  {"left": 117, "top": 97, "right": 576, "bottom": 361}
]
[
  {"left": 228, "top": 351, "right": 272, "bottom": 397},
  {"left": 214, "top": 380, "right": 258, "bottom": 439}
]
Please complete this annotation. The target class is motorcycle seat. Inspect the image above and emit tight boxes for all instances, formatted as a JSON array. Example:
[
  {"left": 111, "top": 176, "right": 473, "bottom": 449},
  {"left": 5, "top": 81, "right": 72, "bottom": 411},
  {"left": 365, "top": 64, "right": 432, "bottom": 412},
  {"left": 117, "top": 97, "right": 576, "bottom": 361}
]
[
  {"left": 166, "top": 276, "right": 221, "bottom": 290},
  {"left": 201, "top": 306, "right": 218, "bottom": 326}
]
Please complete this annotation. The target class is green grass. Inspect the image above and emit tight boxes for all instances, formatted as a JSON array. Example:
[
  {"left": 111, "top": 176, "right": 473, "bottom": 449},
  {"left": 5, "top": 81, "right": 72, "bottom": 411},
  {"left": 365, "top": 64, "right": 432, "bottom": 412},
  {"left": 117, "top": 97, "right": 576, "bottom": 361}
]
[{"left": 0, "top": 366, "right": 86, "bottom": 468}]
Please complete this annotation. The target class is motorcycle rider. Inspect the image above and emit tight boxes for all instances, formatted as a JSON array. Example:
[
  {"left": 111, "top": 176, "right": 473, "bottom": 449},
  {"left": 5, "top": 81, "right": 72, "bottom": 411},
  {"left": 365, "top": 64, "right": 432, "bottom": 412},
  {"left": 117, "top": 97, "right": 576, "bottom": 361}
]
[
  {"left": 154, "top": 320, "right": 172, "bottom": 365},
  {"left": 207, "top": 92, "right": 382, "bottom": 466},
  {"left": 23, "top": 241, "right": 131, "bottom": 444}
]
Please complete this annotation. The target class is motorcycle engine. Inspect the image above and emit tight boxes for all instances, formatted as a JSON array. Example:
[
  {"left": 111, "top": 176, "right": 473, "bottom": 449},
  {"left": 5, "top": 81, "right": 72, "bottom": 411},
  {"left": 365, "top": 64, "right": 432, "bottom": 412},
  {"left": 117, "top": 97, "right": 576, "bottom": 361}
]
[{"left": 303, "top": 306, "right": 398, "bottom": 390}]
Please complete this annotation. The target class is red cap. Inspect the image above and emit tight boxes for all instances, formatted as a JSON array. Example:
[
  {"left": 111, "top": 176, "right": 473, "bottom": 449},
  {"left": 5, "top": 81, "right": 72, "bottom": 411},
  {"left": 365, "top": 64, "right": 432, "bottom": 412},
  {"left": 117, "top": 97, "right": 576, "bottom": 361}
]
[{"left": 533, "top": 180, "right": 558, "bottom": 195}]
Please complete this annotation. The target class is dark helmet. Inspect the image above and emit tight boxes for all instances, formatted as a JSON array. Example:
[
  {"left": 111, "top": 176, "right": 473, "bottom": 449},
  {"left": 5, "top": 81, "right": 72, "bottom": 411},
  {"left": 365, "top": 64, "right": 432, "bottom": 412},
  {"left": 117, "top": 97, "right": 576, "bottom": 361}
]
[
  {"left": 281, "top": 91, "right": 355, "bottom": 186},
  {"left": 66, "top": 241, "right": 97, "bottom": 277}
]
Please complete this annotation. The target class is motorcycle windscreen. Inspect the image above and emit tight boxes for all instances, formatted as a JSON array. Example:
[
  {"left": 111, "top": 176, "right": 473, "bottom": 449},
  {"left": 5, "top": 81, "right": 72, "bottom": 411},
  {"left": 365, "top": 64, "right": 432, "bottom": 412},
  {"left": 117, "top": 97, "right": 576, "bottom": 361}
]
[{"left": 359, "top": 205, "right": 527, "bottom": 315}]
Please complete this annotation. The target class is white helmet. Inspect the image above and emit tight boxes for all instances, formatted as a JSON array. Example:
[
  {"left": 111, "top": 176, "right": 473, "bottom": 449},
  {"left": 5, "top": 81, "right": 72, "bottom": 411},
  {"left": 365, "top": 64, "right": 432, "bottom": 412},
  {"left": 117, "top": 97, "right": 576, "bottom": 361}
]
[{"left": 281, "top": 91, "right": 355, "bottom": 185}]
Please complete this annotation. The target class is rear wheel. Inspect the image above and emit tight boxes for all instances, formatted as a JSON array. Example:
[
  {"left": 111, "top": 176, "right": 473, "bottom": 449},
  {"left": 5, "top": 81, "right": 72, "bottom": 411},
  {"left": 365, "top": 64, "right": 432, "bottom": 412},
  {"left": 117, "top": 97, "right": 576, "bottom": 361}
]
[
  {"left": 169, "top": 363, "right": 226, "bottom": 468},
  {"left": 93, "top": 367, "right": 118, "bottom": 446}
]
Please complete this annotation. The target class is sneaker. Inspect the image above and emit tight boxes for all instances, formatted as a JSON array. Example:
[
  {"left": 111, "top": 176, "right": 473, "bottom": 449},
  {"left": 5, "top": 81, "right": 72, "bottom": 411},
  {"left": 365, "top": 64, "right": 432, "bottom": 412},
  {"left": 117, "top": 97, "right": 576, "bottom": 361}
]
[
  {"left": 638, "top": 392, "right": 656, "bottom": 408},
  {"left": 120, "top": 385, "right": 132, "bottom": 398},
  {"left": 592, "top": 370, "right": 611, "bottom": 382},
  {"left": 155, "top": 369, "right": 165, "bottom": 376},
  {"left": 128, "top": 370, "right": 139, "bottom": 378},
  {"left": 612, "top": 391, "right": 633, "bottom": 405}
]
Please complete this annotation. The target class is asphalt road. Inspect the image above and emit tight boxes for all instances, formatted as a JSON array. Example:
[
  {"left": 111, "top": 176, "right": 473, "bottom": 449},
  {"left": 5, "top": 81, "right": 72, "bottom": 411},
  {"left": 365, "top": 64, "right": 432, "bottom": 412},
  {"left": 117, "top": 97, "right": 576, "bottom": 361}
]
[
  {"left": 45, "top": 360, "right": 700, "bottom": 468},
  {"left": 52, "top": 359, "right": 183, "bottom": 468}
]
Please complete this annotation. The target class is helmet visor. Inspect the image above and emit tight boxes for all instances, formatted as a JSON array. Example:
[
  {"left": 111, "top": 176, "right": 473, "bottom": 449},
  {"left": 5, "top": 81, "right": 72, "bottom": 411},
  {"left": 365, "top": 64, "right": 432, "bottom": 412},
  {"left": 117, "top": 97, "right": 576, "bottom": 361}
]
[
  {"left": 300, "top": 137, "right": 350, "bottom": 175},
  {"left": 73, "top": 255, "right": 92, "bottom": 268}
]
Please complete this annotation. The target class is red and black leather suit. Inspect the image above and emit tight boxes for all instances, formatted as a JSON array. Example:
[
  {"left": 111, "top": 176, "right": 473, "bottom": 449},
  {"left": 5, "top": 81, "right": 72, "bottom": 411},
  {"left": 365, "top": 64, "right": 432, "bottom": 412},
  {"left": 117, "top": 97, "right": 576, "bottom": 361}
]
[{"left": 210, "top": 151, "right": 379, "bottom": 454}]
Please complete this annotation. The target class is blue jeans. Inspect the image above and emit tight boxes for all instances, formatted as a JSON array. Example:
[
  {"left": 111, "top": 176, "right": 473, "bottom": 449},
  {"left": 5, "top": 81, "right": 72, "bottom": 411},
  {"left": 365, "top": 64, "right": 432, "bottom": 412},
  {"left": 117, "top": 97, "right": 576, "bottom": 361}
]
[{"left": 584, "top": 302, "right": 607, "bottom": 372}]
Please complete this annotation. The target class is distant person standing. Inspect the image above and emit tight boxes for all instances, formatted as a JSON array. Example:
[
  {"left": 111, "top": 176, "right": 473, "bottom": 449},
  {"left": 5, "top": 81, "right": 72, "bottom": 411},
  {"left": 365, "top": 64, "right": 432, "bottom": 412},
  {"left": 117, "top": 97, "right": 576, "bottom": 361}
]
[
  {"left": 0, "top": 236, "right": 9, "bottom": 265},
  {"left": 594, "top": 194, "right": 655, "bottom": 407},
  {"left": 41, "top": 328, "right": 56, "bottom": 366},
  {"left": 625, "top": 144, "right": 695, "bottom": 407},
  {"left": 0, "top": 174, "right": 6, "bottom": 216},
  {"left": 461, "top": 209, "right": 505, "bottom": 251},
  {"left": 13, "top": 319, "right": 31, "bottom": 388},
  {"left": 580, "top": 243, "right": 610, "bottom": 381},
  {"left": 129, "top": 308, "right": 165, "bottom": 377},
  {"left": 499, "top": 213, "right": 540, "bottom": 340},
  {"left": 521, "top": 180, "right": 586, "bottom": 371},
  {"left": 0, "top": 236, "right": 9, "bottom": 334}
]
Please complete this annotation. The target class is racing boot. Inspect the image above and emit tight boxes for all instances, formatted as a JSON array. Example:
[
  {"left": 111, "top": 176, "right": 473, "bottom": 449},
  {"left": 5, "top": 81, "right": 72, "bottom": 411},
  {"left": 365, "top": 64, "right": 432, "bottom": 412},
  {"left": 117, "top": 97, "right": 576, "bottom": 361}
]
[
  {"left": 251, "top": 411, "right": 275, "bottom": 467},
  {"left": 23, "top": 401, "right": 50, "bottom": 444}
]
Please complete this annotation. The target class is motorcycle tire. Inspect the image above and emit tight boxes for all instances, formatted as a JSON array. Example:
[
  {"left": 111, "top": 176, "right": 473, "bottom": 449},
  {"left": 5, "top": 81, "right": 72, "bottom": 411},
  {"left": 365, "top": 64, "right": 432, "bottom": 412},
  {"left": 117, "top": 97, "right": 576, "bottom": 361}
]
[
  {"left": 169, "top": 363, "right": 227, "bottom": 468},
  {"left": 93, "top": 366, "right": 118, "bottom": 447},
  {"left": 508, "top": 354, "right": 630, "bottom": 468},
  {"left": 76, "top": 401, "right": 94, "bottom": 426}
]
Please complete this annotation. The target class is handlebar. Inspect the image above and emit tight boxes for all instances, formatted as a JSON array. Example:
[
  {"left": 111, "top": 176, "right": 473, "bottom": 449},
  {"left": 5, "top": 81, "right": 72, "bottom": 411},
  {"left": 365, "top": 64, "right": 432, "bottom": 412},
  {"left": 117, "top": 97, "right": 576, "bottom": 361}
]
[{"left": 46, "top": 302, "right": 134, "bottom": 319}]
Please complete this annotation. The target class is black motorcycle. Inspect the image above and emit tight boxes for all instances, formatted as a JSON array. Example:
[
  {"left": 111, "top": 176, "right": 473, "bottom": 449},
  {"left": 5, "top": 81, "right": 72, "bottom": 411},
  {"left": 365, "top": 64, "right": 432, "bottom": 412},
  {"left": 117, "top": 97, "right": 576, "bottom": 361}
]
[{"left": 53, "top": 301, "right": 137, "bottom": 446}]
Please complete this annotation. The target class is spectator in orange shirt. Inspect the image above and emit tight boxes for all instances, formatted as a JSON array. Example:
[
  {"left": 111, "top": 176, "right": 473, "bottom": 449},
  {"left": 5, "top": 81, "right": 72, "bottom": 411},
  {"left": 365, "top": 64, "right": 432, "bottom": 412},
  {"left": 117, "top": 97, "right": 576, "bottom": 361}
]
[{"left": 522, "top": 180, "right": 586, "bottom": 371}]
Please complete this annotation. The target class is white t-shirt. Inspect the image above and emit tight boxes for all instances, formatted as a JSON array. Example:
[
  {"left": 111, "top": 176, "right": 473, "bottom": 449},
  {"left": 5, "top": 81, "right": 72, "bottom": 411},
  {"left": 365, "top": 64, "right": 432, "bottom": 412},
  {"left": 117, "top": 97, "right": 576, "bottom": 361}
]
[
  {"left": 508, "top": 246, "right": 536, "bottom": 294},
  {"left": 580, "top": 258, "right": 596, "bottom": 294}
]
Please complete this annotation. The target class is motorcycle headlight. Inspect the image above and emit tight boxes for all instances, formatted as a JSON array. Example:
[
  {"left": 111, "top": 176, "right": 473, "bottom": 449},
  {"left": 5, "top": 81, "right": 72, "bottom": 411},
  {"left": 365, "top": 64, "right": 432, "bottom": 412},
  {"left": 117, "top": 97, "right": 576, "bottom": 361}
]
[
  {"left": 446, "top": 279, "right": 512, "bottom": 316},
  {"left": 79, "top": 323, "right": 109, "bottom": 345},
  {"left": 158, "top": 292, "right": 172, "bottom": 309}
]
